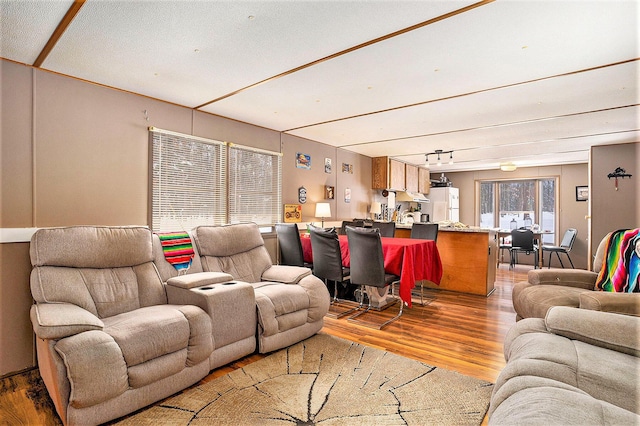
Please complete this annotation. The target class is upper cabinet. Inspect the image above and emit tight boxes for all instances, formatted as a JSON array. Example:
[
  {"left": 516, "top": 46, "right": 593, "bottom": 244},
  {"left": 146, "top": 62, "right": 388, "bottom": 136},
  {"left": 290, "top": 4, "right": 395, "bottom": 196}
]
[
  {"left": 372, "top": 156, "right": 406, "bottom": 190},
  {"left": 405, "top": 164, "right": 419, "bottom": 193},
  {"left": 418, "top": 167, "right": 431, "bottom": 194}
]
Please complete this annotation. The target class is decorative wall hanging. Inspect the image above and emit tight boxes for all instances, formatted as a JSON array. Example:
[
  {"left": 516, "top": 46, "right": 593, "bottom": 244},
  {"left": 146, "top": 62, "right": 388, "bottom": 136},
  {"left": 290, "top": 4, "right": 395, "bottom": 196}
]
[
  {"left": 298, "top": 186, "right": 307, "bottom": 204},
  {"left": 607, "top": 167, "right": 632, "bottom": 191},
  {"left": 325, "top": 185, "right": 334, "bottom": 199},
  {"left": 283, "top": 204, "right": 302, "bottom": 223},
  {"left": 344, "top": 188, "right": 351, "bottom": 203},
  {"left": 324, "top": 158, "right": 332, "bottom": 173},
  {"left": 296, "top": 153, "right": 311, "bottom": 170},
  {"left": 575, "top": 185, "right": 589, "bottom": 202},
  {"left": 342, "top": 163, "right": 353, "bottom": 174}
]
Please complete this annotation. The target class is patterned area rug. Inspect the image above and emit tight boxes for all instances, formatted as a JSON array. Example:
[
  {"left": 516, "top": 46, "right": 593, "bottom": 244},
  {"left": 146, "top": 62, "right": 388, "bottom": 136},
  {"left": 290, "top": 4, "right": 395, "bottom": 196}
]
[{"left": 116, "top": 334, "right": 493, "bottom": 425}]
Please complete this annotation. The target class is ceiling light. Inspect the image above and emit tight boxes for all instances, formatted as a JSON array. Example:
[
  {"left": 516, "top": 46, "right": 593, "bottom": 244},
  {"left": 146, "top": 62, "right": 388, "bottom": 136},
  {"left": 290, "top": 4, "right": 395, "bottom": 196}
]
[
  {"left": 500, "top": 162, "right": 517, "bottom": 172},
  {"left": 425, "top": 149, "right": 453, "bottom": 167}
]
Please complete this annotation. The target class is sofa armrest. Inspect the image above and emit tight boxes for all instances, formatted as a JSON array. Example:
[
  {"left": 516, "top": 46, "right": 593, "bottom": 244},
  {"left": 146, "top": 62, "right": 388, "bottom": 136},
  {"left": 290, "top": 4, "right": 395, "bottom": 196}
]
[
  {"left": 545, "top": 306, "right": 640, "bottom": 356},
  {"left": 166, "top": 272, "right": 234, "bottom": 289},
  {"left": 261, "top": 265, "right": 311, "bottom": 284},
  {"left": 30, "top": 303, "right": 104, "bottom": 340},
  {"left": 579, "top": 292, "right": 640, "bottom": 316},
  {"left": 527, "top": 269, "right": 597, "bottom": 290}
]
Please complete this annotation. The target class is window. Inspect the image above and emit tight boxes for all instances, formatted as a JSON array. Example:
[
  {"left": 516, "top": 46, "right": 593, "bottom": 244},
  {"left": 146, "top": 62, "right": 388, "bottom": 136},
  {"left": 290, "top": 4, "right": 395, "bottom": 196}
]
[
  {"left": 150, "top": 128, "right": 281, "bottom": 232},
  {"left": 228, "top": 143, "right": 282, "bottom": 225},
  {"left": 479, "top": 178, "right": 556, "bottom": 244}
]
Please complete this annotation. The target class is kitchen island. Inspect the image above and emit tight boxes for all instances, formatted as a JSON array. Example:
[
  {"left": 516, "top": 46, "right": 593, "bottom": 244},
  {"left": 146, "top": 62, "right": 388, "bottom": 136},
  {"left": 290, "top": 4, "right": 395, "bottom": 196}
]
[{"left": 396, "top": 224, "right": 497, "bottom": 296}]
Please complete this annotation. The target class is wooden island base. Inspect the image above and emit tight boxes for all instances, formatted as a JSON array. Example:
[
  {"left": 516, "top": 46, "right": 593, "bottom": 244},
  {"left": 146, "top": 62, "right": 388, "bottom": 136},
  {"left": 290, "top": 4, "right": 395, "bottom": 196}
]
[{"left": 396, "top": 227, "right": 498, "bottom": 296}]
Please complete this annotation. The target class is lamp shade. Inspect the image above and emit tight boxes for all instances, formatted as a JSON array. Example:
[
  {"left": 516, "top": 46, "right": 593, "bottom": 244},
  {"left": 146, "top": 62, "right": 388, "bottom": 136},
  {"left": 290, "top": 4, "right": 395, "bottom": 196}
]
[
  {"left": 315, "top": 202, "right": 331, "bottom": 218},
  {"left": 370, "top": 202, "right": 382, "bottom": 215}
]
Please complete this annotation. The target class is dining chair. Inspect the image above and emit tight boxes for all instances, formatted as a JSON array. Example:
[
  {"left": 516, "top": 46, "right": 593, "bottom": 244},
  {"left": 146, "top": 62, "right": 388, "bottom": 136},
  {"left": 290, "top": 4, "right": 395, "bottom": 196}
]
[
  {"left": 409, "top": 223, "right": 439, "bottom": 305},
  {"left": 275, "top": 223, "right": 312, "bottom": 268},
  {"left": 345, "top": 226, "right": 401, "bottom": 329},
  {"left": 372, "top": 221, "right": 396, "bottom": 237},
  {"left": 542, "top": 228, "right": 577, "bottom": 269},
  {"left": 340, "top": 219, "right": 364, "bottom": 235},
  {"left": 308, "top": 225, "right": 355, "bottom": 318},
  {"left": 509, "top": 228, "right": 539, "bottom": 269}
]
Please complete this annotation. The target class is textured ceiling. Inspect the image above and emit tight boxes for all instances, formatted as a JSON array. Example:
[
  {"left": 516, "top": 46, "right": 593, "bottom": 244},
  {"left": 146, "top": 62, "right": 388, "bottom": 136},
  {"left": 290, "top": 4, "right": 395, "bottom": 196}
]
[{"left": 1, "top": 0, "right": 638, "bottom": 172}]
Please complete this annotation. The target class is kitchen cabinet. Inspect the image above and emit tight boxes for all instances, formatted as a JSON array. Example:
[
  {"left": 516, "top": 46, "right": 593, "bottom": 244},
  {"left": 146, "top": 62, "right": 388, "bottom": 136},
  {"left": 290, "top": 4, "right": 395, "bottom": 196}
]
[
  {"left": 418, "top": 167, "right": 430, "bottom": 194},
  {"left": 405, "top": 164, "right": 419, "bottom": 193},
  {"left": 372, "top": 156, "right": 406, "bottom": 190}
]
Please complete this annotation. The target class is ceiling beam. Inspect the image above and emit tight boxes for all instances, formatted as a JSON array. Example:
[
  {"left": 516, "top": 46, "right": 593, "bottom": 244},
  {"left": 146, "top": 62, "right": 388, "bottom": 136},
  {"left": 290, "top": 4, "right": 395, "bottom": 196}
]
[{"left": 33, "top": 0, "right": 87, "bottom": 68}]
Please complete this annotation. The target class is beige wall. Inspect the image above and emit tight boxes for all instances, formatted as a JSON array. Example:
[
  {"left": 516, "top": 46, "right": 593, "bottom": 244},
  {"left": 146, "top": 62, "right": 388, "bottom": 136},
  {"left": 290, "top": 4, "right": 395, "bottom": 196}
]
[
  {"left": 0, "top": 60, "right": 370, "bottom": 375},
  {"left": 435, "top": 164, "right": 590, "bottom": 269},
  {"left": 590, "top": 142, "right": 639, "bottom": 263}
]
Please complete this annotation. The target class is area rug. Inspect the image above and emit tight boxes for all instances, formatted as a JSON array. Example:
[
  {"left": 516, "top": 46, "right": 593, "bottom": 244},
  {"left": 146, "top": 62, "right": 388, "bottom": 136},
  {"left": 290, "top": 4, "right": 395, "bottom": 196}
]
[{"left": 116, "top": 334, "right": 493, "bottom": 425}]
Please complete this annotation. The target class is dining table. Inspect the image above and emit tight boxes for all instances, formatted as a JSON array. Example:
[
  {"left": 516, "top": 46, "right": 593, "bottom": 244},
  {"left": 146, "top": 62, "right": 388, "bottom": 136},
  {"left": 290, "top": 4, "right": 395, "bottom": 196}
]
[
  {"left": 300, "top": 234, "right": 442, "bottom": 308},
  {"left": 497, "top": 229, "right": 554, "bottom": 268}
]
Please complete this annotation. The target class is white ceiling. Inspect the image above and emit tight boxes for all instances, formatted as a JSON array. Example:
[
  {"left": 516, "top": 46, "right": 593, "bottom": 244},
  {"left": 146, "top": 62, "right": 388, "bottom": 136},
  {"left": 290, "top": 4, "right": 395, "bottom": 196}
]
[{"left": 2, "top": 0, "right": 638, "bottom": 172}]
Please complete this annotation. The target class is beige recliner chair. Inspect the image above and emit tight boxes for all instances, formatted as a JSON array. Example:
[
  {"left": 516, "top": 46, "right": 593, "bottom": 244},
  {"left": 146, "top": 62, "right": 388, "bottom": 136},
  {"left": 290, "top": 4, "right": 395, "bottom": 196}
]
[
  {"left": 29, "top": 226, "right": 214, "bottom": 425},
  {"left": 513, "top": 231, "right": 640, "bottom": 321},
  {"left": 192, "top": 223, "right": 331, "bottom": 353}
]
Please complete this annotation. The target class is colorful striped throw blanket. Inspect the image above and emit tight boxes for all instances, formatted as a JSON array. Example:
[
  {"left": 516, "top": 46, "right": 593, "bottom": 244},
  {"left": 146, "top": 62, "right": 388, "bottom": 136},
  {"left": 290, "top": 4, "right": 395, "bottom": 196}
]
[
  {"left": 156, "top": 232, "right": 195, "bottom": 273},
  {"left": 595, "top": 228, "right": 640, "bottom": 292}
]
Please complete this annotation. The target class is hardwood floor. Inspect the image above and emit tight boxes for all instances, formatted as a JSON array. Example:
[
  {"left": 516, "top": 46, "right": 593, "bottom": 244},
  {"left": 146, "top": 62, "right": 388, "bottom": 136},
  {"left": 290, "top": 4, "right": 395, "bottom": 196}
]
[{"left": 0, "top": 264, "right": 529, "bottom": 425}]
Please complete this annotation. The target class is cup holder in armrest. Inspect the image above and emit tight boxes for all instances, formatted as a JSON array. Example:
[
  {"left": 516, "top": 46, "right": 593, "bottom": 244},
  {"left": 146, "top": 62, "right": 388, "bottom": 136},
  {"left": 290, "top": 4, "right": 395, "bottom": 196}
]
[
  {"left": 222, "top": 281, "right": 237, "bottom": 285},
  {"left": 199, "top": 287, "right": 214, "bottom": 290}
]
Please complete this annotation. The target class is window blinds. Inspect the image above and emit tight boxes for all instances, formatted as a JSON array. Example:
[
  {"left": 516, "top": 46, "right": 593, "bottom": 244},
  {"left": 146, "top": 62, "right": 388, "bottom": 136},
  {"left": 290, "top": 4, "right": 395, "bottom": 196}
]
[
  {"left": 228, "top": 143, "right": 282, "bottom": 225},
  {"left": 150, "top": 128, "right": 227, "bottom": 232},
  {"left": 150, "top": 128, "right": 282, "bottom": 232}
]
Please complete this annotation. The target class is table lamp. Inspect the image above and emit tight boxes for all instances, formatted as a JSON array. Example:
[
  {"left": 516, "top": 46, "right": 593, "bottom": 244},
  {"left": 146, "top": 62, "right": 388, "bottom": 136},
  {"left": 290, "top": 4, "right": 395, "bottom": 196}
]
[
  {"left": 370, "top": 202, "right": 382, "bottom": 220},
  {"left": 315, "top": 202, "right": 331, "bottom": 227}
]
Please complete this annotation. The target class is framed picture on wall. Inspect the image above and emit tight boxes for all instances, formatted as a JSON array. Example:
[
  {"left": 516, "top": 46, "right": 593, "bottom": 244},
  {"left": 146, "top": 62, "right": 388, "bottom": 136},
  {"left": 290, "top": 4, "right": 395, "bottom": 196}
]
[
  {"left": 575, "top": 185, "right": 588, "bottom": 201},
  {"left": 325, "top": 185, "right": 334, "bottom": 199},
  {"left": 296, "top": 153, "right": 311, "bottom": 170},
  {"left": 324, "top": 158, "right": 332, "bottom": 173}
]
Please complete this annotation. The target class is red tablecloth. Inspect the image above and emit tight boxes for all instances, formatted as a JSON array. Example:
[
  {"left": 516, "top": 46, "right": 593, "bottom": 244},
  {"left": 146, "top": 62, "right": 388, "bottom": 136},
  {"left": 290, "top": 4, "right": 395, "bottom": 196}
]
[{"left": 301, "top": 234, "right": 442, "bottom": 307}]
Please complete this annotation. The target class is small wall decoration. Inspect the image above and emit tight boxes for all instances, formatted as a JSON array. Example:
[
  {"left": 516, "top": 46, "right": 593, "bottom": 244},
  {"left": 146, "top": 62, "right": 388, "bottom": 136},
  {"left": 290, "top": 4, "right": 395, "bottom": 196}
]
[
  {"left": 342, "top": 163, "right": 353, "bottom": 174},
  {"left": 607, "top": 166, "right": 632, "bottom": 191},
  {"left": 283, "top": 204, "right": 302, "bottom": 223},
  {"left": 296, "top": 153, "right": 311, "bottom": 170},
  {"left": 575, "top": 185, "right": 589, "bottom": 202},
  {"left": 298, "top": 186, "right": 307, "bottom": 204},
  {"left": 344, "top": 188, "right": 351, "bottom": 203},
  {"left": 325, "top": 185, "right": 334, "bottom": 199},
  {"left": 324, "top": 158, "right": 332, "bottom": 174}
]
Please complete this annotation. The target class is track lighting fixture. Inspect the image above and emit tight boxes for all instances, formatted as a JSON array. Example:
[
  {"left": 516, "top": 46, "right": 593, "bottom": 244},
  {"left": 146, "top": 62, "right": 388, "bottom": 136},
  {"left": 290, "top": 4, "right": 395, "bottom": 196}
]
[{"left": 425, "top": 149, "right": 453, "bottom": 166}]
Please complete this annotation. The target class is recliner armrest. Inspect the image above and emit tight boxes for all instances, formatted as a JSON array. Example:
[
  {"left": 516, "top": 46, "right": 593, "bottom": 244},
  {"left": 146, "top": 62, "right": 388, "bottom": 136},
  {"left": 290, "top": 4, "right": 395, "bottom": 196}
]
[
  {"left": 30, "top": 303, "right": 104, "bottom": 340},
  {"left": 527, "top": 269, "right": 597, "bottom": 290},
  {"left": 166, "top": 272, "right": 234, "bottom": 289},
  {"left": 261, "top": 265, "right": 311, "bottom": 284},
  {"left": 545, "top": 306, "right": 640, "bottom": 356},
  {"left": 579, "top": 292, "right": 640, "bottom": 316}
]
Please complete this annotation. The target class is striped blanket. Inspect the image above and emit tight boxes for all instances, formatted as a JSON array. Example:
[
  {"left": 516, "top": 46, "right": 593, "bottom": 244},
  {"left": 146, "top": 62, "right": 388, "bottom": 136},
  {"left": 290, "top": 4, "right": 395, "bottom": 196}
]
[
  {"left": 595, "top": 228, "right": 640, "bottom": 292},
  {"left": 156, "top": 232, "right": 195, "bottom": 273}
]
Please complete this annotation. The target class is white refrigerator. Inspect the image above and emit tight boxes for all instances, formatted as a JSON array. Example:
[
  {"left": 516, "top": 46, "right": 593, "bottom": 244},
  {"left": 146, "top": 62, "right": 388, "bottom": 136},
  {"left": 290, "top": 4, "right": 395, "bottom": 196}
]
[{"left": 428, "top": 187, "right": 459, "bottom": 222}]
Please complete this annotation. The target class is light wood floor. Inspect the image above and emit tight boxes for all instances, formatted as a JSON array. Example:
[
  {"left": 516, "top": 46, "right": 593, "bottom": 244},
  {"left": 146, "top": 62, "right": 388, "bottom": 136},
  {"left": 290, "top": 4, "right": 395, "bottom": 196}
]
[{"left": 0, "top": 264, "right": 529, "bottom": 425}]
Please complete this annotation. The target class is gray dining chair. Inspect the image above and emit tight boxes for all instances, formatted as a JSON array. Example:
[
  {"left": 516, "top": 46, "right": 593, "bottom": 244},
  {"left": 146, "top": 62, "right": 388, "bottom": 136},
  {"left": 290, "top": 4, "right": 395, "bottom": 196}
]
[
  {"left": 542, "top": 228, "right": 577, "bottom": 268},
  {"left": 340, "top": 219, "right": 365, "bottom": 235},
  {"left": 308, "top": 225, "right": 355, "bottom": 318},
  {"left": 372, "top": 221, "right": 396, "bottom": 237},
  {"left": 345, "top": 226, "right": 401, "bottom": 329},
  {"left": 275, "top": 223, "right": 312, "bottom": 268},
  {"left": 409, "top": 222, "right": 439, "bottom": 305}
]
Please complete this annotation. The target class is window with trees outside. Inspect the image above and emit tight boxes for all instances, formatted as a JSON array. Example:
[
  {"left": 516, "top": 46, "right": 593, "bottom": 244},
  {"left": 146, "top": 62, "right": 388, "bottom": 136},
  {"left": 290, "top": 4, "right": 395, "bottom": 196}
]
[
  {"left": 150, "top": 128, "right": 282, "bottom": 232},
  {"left": 479, "top": 178, "right": 557, "bottom": 244}
]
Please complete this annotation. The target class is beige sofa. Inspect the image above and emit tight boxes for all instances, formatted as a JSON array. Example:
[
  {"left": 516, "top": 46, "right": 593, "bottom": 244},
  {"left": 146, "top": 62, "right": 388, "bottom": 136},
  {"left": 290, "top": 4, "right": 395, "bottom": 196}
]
[
  {"left": 29, "top": 224, "right": 330, "bottom": 425},
  {"left": 488, "top": 307, "right": 640, "bottom": 424},
  {"left": 513, "top": 232, "right": 640, "bottom": 321}
]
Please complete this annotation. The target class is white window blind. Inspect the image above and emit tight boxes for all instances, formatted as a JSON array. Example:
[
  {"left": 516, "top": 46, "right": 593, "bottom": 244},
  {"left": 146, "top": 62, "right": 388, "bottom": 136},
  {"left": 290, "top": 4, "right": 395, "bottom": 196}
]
[
  {"left": 150, "top": 128, "right": 227, "bottom": 232},
  {"left": 228, "top": 143, "right": 282, "bottom": 225}
]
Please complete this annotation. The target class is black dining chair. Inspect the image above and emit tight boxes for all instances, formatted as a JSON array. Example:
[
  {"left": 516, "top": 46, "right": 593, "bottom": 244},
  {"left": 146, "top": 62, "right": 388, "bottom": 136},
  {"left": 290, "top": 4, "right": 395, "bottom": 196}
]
[
  {"left": 345, "top": 226, "right": 401, "bottom": 329},
  {"left": 409, "top": 223, "right": 438, "bottom": 305},
  {"left": 340, "top": 219, "right": 365, "bottom": 235},
  {"left": 372, "top": 221, "right": 396, "bottom": 237},
  {"left": 275, "top": 223, "right": 312, "bottom": 268},
  {"left": 542, "top": 228, "right": 577, "bottom": 269},
  {"left": 509, "top": 228, "right": 539, "bottom": 269},
  {"left": 308, "top": 225, "right": 355, "bottom": 318}
]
